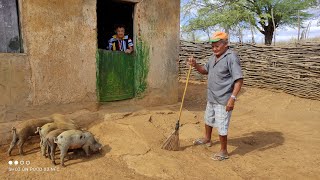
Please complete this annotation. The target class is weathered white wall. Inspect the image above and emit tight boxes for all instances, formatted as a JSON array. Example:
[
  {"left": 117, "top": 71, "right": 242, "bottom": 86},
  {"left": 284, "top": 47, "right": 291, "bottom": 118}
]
[
  {"left": 0, "top": 0, "right": 98, "bottom": 123},
  {"left": 24, "top": 0, "right": 97, "bottom": 105},
  {"left": 0, "top": 54, "right": 30, "bottom": 122},
  {"left": 0, "top": 0, "right": 180, "bottom": 124},
  {"left": 135, "top": 0, "right": 180, "bottom": 105}
]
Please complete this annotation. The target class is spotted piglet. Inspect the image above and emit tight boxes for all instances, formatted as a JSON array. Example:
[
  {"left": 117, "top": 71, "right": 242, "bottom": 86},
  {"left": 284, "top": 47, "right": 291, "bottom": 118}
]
[{"left": 54, "top": 130, "right": 102, "bottom": 167}]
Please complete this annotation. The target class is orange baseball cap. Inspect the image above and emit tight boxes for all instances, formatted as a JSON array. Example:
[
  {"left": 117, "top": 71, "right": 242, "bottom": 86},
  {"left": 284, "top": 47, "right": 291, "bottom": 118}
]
[{"left": 210, "top": 32, "right": 228, "bottom": 43}]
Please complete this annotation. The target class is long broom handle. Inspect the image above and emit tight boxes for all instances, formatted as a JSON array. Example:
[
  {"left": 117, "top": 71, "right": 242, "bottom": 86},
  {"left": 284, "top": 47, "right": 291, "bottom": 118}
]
[{"left": 178, "top": 64, "right": 192, "bottom": 121}]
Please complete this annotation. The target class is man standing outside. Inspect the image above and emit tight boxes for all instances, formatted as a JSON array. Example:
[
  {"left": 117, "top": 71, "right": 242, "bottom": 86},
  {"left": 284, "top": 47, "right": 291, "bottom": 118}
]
[{"left": 188, "top": 32, "right": 243, "bottom": 161}]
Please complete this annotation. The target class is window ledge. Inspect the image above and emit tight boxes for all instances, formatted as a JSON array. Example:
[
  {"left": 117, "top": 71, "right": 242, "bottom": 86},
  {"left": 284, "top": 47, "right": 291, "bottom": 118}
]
[{"left": 0, "top": 53, "right": 27, "bottom": 58}]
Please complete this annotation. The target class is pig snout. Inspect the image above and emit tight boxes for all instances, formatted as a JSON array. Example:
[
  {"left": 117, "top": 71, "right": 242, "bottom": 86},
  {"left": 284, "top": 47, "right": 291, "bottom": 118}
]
[{"left": 93, "top": 142, "right": 103, "bottom": 152}]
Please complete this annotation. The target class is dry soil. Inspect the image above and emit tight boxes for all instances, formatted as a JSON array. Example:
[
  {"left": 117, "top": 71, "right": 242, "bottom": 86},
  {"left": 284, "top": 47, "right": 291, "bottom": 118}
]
[{"left": 1, "top": 83, "right": 320, "bottom": 180}]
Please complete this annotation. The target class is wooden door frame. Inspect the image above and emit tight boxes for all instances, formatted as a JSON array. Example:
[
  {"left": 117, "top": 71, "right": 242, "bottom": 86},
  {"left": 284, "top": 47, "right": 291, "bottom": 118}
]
[{"left": 16, "top": 0, "right": 26, "bottom": 53}]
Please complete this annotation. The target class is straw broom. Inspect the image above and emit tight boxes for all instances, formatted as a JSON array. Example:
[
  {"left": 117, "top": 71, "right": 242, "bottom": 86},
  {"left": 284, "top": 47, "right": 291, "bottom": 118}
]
[{"left": 161, "top": 64, "right": 192, "bottom": 151}]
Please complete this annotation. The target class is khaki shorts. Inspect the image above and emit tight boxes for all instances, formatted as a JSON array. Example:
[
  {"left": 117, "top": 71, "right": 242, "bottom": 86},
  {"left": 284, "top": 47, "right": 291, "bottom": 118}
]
[{"left": 204, "top": 102, "right": 232, "bottom": 136}]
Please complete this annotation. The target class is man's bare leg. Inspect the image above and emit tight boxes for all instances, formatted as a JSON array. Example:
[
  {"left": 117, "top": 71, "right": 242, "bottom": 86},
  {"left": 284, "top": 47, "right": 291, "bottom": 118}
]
[
  {"left": 205, "top": 124, "right": 213, "bottom": 142},
  {"left": 194, "top": 124, "right": 213, "bottom": 145},
  {"left": 219, "top": 135, "right": 228, "bottom": 155}
]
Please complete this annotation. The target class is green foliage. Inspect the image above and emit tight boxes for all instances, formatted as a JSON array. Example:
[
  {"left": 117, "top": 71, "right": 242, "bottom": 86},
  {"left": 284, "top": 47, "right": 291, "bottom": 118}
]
[{"left": 182, "top": 0, "right": 317, "bottom": 44}]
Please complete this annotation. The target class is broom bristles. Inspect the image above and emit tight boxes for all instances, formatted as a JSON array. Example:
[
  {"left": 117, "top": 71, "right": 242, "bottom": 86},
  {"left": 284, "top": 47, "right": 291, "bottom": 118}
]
[{"left": 161, "top": 129, "right": 180, "bottom": 151}]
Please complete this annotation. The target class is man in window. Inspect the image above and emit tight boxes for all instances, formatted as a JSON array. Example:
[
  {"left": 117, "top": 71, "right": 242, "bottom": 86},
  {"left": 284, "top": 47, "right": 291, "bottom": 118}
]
[{"left": 108, "top": 24, "right": 133, "bottom": 54}]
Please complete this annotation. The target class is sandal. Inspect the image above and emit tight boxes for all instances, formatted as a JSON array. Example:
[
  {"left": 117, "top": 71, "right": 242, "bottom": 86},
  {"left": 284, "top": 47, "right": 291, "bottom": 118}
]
[
  {"left": 193, "top": 138, "right": 212, "bottom": 147},
  {"left": 212, "top": 153, "right": 229, "bottom": 161}
]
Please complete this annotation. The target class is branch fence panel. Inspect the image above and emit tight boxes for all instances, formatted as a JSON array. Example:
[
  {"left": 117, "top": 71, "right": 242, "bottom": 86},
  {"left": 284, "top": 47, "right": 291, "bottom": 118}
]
[{"left": 179, "top": 41, "right": 320, "bottom": 100}]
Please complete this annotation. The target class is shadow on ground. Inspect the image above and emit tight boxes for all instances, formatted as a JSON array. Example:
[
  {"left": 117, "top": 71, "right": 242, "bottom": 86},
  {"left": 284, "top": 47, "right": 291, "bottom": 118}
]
[
  {"left": 61, "top": 144, "right": 112, "bottom": 167},
  {"left": 218, "top": 131, "right": 285, "bottom": 156}
]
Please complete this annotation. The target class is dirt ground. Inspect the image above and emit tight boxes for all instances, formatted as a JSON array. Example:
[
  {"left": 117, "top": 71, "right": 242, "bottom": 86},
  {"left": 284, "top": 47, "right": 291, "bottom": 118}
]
[{"left": 1, "top": 83, "right": 320, "bottom": 180}]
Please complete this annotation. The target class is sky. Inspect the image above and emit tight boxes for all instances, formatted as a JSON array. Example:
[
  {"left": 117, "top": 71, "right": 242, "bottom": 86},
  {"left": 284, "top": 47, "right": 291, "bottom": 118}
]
[{"left": 180, "top": 0, "right": 320, "bottom": 43}]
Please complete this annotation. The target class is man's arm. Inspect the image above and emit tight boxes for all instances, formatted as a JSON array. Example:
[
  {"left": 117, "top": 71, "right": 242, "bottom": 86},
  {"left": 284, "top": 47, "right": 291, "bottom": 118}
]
[
  {"left": 108, "top": 42, "right": 112, "bottom": 50},
  {"left": 194, "top": 63, "right": 208, "bottom": 75},
  {"left": 188, "top": 57, "right": 208, "bottom": 75},
  {"left": 226, "top": 78, "right": 243, "bottom": 112},
  {"left": 125, "top": 46, "right": 133, "bottom": 54},
  {"left": 125, "top": 39, "right": 134, "bottom": 54}
]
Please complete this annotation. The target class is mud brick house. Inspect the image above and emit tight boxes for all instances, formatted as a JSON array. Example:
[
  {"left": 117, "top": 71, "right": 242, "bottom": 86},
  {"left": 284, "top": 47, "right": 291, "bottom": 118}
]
[{"left": 0, "top": 0, "right": 180, "bottom": 122}]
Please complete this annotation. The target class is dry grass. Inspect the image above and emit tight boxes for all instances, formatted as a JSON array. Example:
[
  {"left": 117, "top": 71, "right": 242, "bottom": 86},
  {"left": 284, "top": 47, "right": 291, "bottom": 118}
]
[
  {"left": 255, "top": 37, "right": 320, "bottom": 46},
  {"left": 277, "top": 37, "right": 320, "bottom": 45}
]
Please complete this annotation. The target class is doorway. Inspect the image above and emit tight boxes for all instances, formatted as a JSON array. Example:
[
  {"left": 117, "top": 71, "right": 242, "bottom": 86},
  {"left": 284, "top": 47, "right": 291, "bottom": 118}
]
[
  {"left": 96, "top": 0, "right": 136, "bottom": 102},
  {"left": 97, "top": 0, "right": 134, "bottom": 50}
]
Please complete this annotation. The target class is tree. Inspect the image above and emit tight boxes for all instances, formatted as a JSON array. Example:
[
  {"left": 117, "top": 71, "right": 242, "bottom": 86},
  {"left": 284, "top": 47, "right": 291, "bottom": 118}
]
[
  {"left": 182, "top": 0, "right": 317, "bottom": 45},
  {"left": 180, "top": 28, "right": 205, "bottom": 42},
  {"left": 182, "top": 0, "right": 252, "bottom": 41}
]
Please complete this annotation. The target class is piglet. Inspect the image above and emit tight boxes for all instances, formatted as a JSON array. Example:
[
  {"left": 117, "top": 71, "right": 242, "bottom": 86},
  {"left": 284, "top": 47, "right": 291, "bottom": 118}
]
[
  {"left": 42, "top": 129, "right": 66, "bottom": 165},
  {"left": 54, "top": 130, "right": 102, "bottom": 167},
  {"left": 8, "top": 118, "right": 52, "bottom": 156}
]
